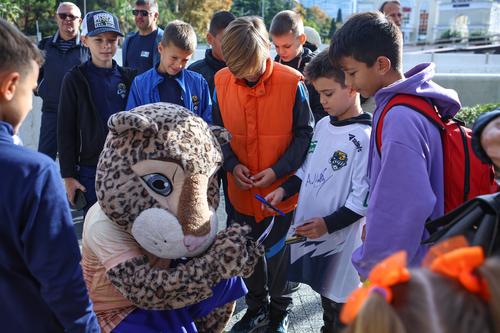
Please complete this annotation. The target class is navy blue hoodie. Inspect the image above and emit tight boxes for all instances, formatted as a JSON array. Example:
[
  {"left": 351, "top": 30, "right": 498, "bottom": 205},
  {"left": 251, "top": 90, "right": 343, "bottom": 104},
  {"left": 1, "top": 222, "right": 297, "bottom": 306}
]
[{"left": 0, "top": 121, "right": 99, "bottom": 332}]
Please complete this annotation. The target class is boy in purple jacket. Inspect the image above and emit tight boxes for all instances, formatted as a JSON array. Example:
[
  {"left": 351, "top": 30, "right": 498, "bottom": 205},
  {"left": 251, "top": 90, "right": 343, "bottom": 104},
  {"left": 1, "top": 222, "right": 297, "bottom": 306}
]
[{"left": 329, "top": 12, "right": 461, "bottom": 278}]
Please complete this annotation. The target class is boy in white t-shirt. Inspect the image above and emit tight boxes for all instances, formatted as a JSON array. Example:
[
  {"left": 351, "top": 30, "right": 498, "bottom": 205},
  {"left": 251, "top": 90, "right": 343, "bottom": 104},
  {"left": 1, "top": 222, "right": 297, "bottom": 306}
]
[{"left": 264, "top": 48, "right": 371, "bottom": 333}]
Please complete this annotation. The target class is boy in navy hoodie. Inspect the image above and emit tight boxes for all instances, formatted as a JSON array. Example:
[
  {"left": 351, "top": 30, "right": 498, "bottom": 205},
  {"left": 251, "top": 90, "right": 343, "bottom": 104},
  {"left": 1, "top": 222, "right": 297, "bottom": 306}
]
[
  {"left": 58, "top": 10, "right": 136, "bottom": 216},
  {"left": 0, "top": 18, "right": 99, "bottom": 333},
  {"left": 330, "top": 12, "right": 461, "bottom": 278}
]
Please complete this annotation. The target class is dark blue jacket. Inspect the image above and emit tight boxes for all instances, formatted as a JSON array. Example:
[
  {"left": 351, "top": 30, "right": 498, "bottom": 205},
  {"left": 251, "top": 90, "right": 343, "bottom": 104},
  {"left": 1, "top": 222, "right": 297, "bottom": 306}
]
[
  {"left": 126, "top": 67, "right": 212, "bottom": 123},
  {"left": 122, "top": 27, "right": 164, "bottom": 70},
  {"left": 37, "top": 32, "right": 89, "bottom": 113},
  {"left": 0, "top": 121, "right": 99, "bottom": 333}
]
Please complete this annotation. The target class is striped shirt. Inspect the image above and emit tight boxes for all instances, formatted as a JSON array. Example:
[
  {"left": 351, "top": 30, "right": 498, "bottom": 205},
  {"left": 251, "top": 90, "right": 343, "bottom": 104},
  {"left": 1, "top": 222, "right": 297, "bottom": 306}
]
[{"left": 57, "top": 36, "right": 76, "bottom": 53}]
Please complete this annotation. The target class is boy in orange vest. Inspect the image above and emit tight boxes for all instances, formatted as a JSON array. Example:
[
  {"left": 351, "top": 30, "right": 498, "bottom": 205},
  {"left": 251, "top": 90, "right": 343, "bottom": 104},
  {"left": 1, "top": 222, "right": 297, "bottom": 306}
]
[{"left": 212, "top": 17, "right": 314, "bottom": 333}]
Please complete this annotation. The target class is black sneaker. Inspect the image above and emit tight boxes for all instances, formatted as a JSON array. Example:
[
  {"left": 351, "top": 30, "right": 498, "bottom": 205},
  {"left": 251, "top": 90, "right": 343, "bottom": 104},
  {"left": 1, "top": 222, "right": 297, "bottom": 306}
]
[
  {"left": 230, "top": 306, "right": 270, "bottom": 333},
  {"left": 264, "top": 312, "right": 288, "bottom": 333}
]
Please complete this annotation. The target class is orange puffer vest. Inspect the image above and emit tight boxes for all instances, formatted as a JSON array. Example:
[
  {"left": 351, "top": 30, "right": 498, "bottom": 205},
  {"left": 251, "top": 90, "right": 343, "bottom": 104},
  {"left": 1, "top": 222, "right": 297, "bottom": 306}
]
[{"left": 215, "top": 59, "right": 302, "bottom": 222}]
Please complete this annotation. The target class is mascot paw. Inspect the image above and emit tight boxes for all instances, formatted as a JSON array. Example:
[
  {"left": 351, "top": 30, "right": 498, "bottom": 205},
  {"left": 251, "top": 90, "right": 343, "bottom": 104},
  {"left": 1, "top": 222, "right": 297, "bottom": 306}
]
[{"left": 208, "top": 224, "right": 264, "bottom": 279}]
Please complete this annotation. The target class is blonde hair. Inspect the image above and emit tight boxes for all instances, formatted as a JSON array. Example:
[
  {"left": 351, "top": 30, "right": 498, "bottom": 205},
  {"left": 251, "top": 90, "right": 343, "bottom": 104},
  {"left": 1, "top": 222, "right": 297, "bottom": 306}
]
[
  {"left": 221, "top": 16, "right": 270, "bottom": 78},
  {"left": 344, "top": 257, "right": 500, "bottom": 333}
]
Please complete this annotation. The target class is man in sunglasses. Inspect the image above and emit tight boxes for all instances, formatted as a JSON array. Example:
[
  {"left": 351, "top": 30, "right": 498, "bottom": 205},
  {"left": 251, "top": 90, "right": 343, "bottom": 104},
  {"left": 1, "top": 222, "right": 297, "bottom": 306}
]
[
  {"left": 36, "top": 1, "right": 89, "bottom": 160},
  {"left": 122, "top": 0, "right": 164, "bottom": 74}
]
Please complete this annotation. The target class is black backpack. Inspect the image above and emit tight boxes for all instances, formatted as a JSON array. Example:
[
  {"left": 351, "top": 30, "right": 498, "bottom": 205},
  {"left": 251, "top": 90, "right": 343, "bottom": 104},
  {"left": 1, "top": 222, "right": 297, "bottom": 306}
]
[{"left": 423, "top": 192, "right": 500, "bottom": 256}]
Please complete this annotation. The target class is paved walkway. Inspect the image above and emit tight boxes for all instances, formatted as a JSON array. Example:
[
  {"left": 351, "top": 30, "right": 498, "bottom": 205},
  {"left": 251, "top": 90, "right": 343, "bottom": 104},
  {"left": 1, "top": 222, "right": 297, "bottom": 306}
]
[{"left": 73, "top": 192, "right": 325, "bottom": 332}]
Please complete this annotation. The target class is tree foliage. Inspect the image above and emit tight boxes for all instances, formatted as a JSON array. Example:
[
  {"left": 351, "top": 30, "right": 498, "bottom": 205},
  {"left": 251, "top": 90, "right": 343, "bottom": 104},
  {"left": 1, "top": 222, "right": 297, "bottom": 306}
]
[
  {"left": 329, "top": 17, "right": 336, "bottom": 39},
  {"left": 1, "top": 0, "right": 331, "bottom": 45},
  {"left": 230, "top": 0, "right": 292, "bottom": 28},
  {"left": 0, "top": 0, "right": 57, "bottom": 36},
  {"left": 293, "top": 3, "right": 331, "bottom": 43},
  {"left": 176, "top": 0, "right": 232, "bottom": 40}
]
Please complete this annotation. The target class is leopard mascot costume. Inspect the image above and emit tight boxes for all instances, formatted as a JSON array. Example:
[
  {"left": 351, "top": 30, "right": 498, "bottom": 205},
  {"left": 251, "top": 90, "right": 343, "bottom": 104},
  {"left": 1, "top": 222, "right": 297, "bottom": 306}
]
[{"left": 81, "top": 103, "right": 263, "bottom": 333}]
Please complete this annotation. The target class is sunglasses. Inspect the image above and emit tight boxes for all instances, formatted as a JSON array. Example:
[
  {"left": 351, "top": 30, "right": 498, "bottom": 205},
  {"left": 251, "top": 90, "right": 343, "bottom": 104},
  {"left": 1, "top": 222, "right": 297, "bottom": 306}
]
[
  {"left": 132, "top": 9, "right": 151, "bottom": 17},
  {"left": 57, "top": 13, "right": 79, "bottom": 21}
]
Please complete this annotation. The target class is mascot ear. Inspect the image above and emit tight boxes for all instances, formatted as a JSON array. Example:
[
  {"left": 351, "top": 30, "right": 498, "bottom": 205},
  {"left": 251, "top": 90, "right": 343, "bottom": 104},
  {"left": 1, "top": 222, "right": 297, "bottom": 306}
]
[
  {"left": 108, "top": 111, "right": 158, "bottom": 138},
  {"left": 209, "top": 125, "right": 231, "bottom": 146}
]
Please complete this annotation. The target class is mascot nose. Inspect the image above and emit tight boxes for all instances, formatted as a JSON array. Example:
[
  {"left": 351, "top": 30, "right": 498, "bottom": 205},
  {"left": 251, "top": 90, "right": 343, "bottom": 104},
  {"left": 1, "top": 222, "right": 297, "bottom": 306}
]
[{"left": 177, "top": 174, "right": 212, "bottom": 237}]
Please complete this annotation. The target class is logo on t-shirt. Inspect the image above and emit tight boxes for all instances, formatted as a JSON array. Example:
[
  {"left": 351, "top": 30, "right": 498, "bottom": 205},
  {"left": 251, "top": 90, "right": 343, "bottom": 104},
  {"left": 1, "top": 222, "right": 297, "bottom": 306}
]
[
  {"left": 140, "top": 50, "right": 150, "bottom": 58},
  {"left": 330, "top": 150, "right": 348, "bottom": 171},
  {"left": 349, "top": 133, "right": 363, "bottom": 152},
  {"left": 117, "top": 83, "right": 127, "bottom": 99},
  {"left": 308, "top": 140, "right": 318, "bottom": 154},
  {"left": 192, "top": 95, "right": 199, "bottom": 111}
]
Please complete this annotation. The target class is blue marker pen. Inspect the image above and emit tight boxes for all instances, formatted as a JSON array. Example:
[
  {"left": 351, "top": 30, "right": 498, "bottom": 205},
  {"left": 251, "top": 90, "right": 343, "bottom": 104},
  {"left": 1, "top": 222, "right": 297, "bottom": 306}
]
[{"left": 255, "top": 194, "right": 286, "bottom": 217}]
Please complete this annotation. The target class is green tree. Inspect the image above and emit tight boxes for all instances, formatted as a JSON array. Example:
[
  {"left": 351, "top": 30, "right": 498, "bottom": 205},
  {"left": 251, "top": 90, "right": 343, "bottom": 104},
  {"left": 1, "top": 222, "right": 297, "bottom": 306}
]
[
  {"left": 230, "top": 0, "right": 291, "bottom": 28},
  {"left": 0, "top": 0, "right": 23, "bottom": 24},
  {"left": 177, "top": 0, "right": 232, "bottom": 41},
  {"left": 336, "top": 8, "right": 342, "bottom": 24},
  {"left": 230, "top": 0, "right": 260, "bottom": 17},
  {"left": 294, "top": 3, "right": 331, "bottom": 43},
  {"left": 0, "top": 0, "right": 57, "bottom": 36},
  {"left": 328, "top": 17, "right": 336, "bottom": 39}
]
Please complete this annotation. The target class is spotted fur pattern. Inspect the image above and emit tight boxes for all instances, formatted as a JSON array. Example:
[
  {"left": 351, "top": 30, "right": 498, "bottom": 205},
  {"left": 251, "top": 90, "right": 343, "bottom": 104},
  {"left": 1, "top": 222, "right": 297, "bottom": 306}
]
[
  {"left": 106, "top": 224, "right": 264, "bottom": 310},
  {"left": 194, "top": 302, "right": 235, "bottom": 333},
  {"left": 96, "top": 103, "right": 228, "bottom": 229}
]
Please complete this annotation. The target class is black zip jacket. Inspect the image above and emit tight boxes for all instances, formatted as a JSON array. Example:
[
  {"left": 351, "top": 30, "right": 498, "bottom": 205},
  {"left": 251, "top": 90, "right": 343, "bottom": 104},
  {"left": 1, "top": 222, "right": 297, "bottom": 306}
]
[
  {"left": 188, "top": 49, "right": 226, "bottom": 97},
  {"left": 57, "top": 63, "right": 136, "bottom": 178}
]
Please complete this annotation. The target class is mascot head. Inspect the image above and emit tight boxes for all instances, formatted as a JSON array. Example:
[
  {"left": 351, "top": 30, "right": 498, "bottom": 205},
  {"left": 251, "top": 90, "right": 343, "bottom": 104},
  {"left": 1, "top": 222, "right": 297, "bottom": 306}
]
[{"left": 96, "top": 103, "right": 230, "bottom": 259}]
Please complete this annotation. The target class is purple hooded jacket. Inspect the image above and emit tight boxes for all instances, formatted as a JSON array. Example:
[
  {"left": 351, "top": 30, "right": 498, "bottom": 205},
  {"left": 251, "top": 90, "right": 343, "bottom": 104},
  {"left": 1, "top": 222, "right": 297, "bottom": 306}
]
[{"left": 352, "top": 63, "right": 461, "bottom": 278}]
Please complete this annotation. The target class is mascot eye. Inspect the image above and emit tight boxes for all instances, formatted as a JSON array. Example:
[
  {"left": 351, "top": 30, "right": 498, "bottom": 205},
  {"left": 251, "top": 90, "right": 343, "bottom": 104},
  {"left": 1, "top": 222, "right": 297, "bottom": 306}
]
[{"left": 141, "top": 173, "right": 173, "bottom": 196}]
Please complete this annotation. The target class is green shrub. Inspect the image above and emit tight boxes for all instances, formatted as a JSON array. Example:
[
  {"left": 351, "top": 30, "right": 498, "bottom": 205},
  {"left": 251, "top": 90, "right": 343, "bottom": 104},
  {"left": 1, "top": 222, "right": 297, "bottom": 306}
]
[{"left": 456, "top": 103, "right": 500, "bottom": 127}]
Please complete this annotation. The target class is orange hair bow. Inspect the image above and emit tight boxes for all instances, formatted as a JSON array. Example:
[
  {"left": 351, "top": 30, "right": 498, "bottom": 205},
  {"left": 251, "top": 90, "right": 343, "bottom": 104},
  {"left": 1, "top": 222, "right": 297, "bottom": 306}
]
[
  {"left": 423, "top": 236, "right": 490, "bottom": 301},
  {"left": 340, "top": 251, "right": 411, "bottom": 324}
]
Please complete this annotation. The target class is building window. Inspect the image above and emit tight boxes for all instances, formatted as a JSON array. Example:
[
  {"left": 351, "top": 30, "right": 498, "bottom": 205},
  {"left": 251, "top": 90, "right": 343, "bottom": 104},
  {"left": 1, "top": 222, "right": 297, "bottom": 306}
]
[
  {"left": 418, "top": 10, "right": 428, "bottom": 36},
  {"left": 402, "top": 7, "right": 411, "bottom": 26}
]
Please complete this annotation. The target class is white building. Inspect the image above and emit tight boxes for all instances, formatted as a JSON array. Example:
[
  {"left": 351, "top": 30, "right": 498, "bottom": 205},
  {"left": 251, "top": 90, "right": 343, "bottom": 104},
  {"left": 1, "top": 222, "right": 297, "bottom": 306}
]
[
  {"left": 301, "top": 0, "right": 500, "bottom": 44},
  {"left": 436, "top": 0, "right": 500, "bottom": 39}
]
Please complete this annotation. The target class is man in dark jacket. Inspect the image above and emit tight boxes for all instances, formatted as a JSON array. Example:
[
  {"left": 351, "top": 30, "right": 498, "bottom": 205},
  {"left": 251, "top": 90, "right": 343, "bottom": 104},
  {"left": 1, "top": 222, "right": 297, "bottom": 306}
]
[
  {"left": 122, "top": 0, "right": 163, "bottom": 74},
  {"left": 37, "top": 2, "right": 89, "bottom": 159},
  {"left": 188, "top": 11, "right": 235, "bottom": 96}
]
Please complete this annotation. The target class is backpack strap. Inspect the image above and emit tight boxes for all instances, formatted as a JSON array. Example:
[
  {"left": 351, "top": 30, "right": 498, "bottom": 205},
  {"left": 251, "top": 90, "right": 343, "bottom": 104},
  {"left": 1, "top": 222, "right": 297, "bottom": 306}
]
[{"left": 376, "top": 94, "right": 445, "bottom": 155}]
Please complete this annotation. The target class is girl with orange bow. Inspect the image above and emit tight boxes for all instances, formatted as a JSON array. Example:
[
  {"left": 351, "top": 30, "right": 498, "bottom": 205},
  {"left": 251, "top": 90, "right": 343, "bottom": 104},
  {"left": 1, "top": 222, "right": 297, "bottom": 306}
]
[{"left": 340, "top": 237, "right": 500, "bottom": 333}]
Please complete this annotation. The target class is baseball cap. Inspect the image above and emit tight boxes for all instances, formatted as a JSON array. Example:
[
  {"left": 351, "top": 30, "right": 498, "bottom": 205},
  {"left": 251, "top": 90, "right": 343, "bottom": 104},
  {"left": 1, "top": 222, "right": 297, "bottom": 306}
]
[{"left": 81, "top": 10, "right": 123, "bottom": 37}]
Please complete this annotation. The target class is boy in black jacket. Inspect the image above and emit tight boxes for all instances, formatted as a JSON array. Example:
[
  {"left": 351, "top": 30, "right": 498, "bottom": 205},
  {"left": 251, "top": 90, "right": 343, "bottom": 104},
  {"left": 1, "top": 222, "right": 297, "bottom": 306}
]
[
  {"left": 58, "top": 10, "right": 136, "bottom": 215},
  {"left": 188, "top": 11, "right": 235, "bottom": 97},
  {"left": 270, "top": 10, "right": 327, "bottom": 123}
]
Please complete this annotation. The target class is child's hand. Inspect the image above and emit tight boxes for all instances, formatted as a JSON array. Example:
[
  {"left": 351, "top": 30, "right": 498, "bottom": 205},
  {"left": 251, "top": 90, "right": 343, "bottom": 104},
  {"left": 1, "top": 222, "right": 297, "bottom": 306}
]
[
  {"left": 63, "top": 177, "right": 86, "bottom": 205},
  {"left": 295, "top": 218, "right": 328, "bottom": 239},
  {"left": 233, "top": 164, "right": 253, "bottom": 190},
  {"left": 251, "top": 168, "right": 277, "bottom": 188},
  {"left": 262, "top": 188, "right": 285, "bottom": 212}
]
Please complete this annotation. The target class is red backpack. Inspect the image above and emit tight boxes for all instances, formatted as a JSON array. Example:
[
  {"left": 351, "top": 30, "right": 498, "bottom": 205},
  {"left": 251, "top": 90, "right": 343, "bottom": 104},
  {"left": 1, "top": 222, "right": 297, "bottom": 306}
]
[{"left": 376, "top": 94, "right": 497, "bottom": 213}]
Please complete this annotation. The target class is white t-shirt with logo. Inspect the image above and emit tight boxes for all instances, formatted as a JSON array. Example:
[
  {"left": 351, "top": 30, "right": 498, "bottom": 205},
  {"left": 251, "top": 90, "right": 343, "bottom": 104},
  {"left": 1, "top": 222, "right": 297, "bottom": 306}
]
[{"left": 288, "top": 116, "right": 371, "bottom": 302}]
